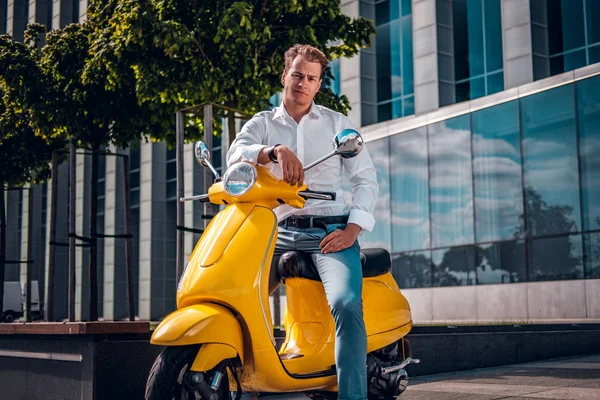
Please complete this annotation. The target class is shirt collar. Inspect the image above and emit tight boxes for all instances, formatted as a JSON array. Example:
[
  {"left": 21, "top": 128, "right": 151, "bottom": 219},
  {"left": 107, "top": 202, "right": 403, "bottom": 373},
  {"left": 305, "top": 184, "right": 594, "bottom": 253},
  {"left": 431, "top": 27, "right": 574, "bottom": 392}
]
[{"left": 274, "top": 101, "right": 323, "bottom": 121}]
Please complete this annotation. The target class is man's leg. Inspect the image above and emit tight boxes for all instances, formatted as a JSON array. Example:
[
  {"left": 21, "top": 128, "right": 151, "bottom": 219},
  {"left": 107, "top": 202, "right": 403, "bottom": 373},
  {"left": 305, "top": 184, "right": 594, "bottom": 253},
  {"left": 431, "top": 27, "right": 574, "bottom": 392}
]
[{"left": 310, "top": 226, "right": 367, "bottom": 400}]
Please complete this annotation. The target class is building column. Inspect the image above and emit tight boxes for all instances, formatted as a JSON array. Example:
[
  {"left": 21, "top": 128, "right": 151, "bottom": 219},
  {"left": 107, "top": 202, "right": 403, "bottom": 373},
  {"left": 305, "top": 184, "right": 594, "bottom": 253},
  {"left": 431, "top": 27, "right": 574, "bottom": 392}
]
[
  {"left": 52, "top": 0, "right": 75, "bottom": 29},
  {"left": 78, "top": 0, "right": 86, "bottom": 22},
  {"left": 29, "top": 0, "right": 49, "bottom": 24},
  {"left": 183, "top": 142, "right": 206, "bottom": 258},
  {"left": 19, "top": 185, "right": 44, "bottom": 309},
  {"left": 412, "top": 0, "right": 440, "bottom": 114},
  {"left": 102, "top": 148, "right": 118, "bottom": 320},
  {"left": 75, "top": 151, "right": 87, "bottom": 320},
  {"left": 7, "top": 0, "right": 28, "bottom": 42},
  {"left": 5, "top": 190, "right": 21, "bottom": 282},
  {"left": 341, "top": 0, "right": 362, "bottom": 128},
  {"left": 501, "top": 0, "right": 534, "bottom": 88},
  {"left": 44, "top": 161, "right": 69, "bottom": 321},
  {"left": 139, "top": 142, "right": 169, "bottom": 320}
]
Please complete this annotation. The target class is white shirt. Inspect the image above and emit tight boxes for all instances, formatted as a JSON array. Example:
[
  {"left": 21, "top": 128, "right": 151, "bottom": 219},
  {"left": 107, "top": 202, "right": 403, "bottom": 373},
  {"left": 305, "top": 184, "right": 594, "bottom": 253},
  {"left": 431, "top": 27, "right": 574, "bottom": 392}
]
[{"left": 227, "top": 102, "right": 379, "bottom": 232}]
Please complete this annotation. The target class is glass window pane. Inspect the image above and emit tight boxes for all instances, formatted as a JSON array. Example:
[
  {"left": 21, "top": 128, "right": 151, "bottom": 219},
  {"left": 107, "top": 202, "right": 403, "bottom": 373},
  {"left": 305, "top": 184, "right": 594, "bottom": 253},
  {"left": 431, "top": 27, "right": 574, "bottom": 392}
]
[
  {"left": 376, "top": 24, "right": 392, "bottom": 102},
  {"left": 566, "top": 50, "right": 587, "bottom": 72},
  {"left": 528, "top": 234, "right": 584, "bottom": 281},
  {"left": 452, "top": 0, "right": 470, "bottom": 82},
  {"left": 586, "top": 0, "right": 600, "bottom": 45},
  {"left": 404, "top": 95, "right": 414, "bottom": 116},
  {"left": 476, "top": 241, "right": 526, "bottom": 284},
  {"left": 401, "top": 0, "right": 412, "bottom": 17},
  {"left": 533, "top": 54, "right": 550, "bottom": 81},
  {"left": 589, "top": 45, "right": 600, "bottom": 64},
  {"left": 393, "top": 251, "right": 432, "bottom": 288},
  {"left": 558, "top": 0, "right": 585, "bottom": 52},
  {"left": 432, "top": 246, "right": 476, "bottom": 286},
  {"left": 521, "top": 84, "right": 581, "bottom": 236},
  {"left": 487, "top": 71, "right": 504, "bottom": 95},
  {"left": 466, "top": 0, "right": 485, "bottom": 78},
  {"left": 484, "top": 0, "right": 503, "bottom": 72},
  {"left": 472, "top": 101, "right": 524, "bottom": 242},
  {"left": 166, "top": 161, "right": 176, "bottom": 180},
  {"left": 532, "top": 24, "right": 549, "bottom": 55},
  {"left": 576, "top": 75, "right": 600, "bottom": 231},
  {"left": 429, "top": 115, "right": 474, "bottom": 247},
  {"left": 130, "top": 170, "right": 140, "bottom": 189},
  {"left": 376, "top": 0, "right": 391, "bottom": 25},
  {"left": 469, "top": 77, "right": 485, "bottom": 100},
  {"left": 360, "top": 138, "right": 392, "bottom": 251},
  {"left": 401, "top": 16, "right": 414, "bottom": 96},
  {"left": 584, "top": 233, "right": 600, "bottom": 279},
  {"left": 378, "top": 102, "right": 391, "bottom": 123},
  {"left": 455, "top": 80, "right": 471, "bottom": 104},
  {"left": 391, "top": 127, "right": 430, "bottom": 252}
]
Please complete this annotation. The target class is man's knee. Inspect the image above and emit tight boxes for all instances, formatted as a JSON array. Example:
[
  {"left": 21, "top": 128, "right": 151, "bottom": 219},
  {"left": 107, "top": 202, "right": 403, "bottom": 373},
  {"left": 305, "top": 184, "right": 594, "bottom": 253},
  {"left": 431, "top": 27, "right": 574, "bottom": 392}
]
[{"left": 329, "top": 294, "right": 363, "bottom": 318}]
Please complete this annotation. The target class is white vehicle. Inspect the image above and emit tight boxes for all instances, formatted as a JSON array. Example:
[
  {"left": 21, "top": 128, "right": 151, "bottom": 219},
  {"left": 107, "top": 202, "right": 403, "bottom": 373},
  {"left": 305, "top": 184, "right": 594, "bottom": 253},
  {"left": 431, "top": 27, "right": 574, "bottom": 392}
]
[
  {"left": 2, "top": 281, "right": 41, "bottom": 322},
  {"left": 2, "top": 282, "right": 23, "bottom": 322}
]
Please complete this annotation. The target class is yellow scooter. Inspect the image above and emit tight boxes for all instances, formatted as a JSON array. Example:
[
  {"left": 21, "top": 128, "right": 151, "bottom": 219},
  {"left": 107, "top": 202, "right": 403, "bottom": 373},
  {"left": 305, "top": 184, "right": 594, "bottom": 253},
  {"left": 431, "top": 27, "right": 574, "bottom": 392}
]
[{"left": 145, "top": 130, "right": 418, "bottom": 400}]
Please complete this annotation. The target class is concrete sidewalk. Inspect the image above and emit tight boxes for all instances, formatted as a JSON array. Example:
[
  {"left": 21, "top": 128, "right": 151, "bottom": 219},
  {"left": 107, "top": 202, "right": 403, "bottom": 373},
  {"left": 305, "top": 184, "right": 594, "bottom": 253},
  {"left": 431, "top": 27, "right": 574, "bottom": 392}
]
[{"left": 404, "top": 353, "right": 600, "bottom": 399}]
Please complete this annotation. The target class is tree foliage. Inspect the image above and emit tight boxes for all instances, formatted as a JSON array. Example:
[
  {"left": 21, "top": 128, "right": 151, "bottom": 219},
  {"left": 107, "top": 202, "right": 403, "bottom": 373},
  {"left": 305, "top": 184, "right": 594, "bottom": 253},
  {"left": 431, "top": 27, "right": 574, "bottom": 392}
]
[
  {"left": 84, "top": 0, "right": 374, "bottom": 144},
  {"left": 0, "top": 25, "right": 65, "bottom": 186}
]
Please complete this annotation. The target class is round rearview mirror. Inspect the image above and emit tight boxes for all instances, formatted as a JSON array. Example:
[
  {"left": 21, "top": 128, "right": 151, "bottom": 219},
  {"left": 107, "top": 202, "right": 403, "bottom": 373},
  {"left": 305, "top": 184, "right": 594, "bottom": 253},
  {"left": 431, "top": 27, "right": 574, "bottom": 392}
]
[
  {"left": 195, "top": 141, "right": 211, "bottom": 167},
  {"left": 334, "top": 129, "right": 363, "bottom": 159}
]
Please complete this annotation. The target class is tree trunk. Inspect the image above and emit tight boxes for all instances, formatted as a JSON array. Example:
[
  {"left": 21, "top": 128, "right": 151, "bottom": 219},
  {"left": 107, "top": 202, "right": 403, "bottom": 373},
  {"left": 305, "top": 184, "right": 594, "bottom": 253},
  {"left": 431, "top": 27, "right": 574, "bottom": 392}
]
[
  {"left": 88, "top": 148, "right": 99, "bottom": 321},
  {"left": 228, "top": 110, "right": 236, "bottom": 146},
  {"left": 0, "top": 181, "right": 6, "bottom": 320}
]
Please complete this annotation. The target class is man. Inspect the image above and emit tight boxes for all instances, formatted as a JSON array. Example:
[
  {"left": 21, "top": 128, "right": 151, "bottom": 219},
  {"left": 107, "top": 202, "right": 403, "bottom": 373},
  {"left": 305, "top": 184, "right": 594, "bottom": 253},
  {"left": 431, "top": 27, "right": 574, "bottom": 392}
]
[{"left": 227, "top": 44, "right": 378, "bottom": 400}]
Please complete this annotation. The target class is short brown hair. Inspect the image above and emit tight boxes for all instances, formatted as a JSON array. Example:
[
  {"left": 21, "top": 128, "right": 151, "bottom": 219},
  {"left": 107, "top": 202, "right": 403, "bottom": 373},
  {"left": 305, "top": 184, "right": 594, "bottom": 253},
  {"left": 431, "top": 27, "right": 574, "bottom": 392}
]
[{"left": 283, "top": 44, "right": 329, "bottom": 78}]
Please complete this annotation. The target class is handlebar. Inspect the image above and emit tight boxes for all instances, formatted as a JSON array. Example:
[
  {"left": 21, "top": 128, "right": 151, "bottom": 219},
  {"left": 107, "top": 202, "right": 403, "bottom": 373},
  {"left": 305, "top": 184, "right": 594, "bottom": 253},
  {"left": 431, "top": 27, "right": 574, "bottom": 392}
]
[
  {"left": 298, "top": 190, "right": 337, "bottom": 201},
  {"left": 179, "top": 194, "right": 210, "bottom": 203}
]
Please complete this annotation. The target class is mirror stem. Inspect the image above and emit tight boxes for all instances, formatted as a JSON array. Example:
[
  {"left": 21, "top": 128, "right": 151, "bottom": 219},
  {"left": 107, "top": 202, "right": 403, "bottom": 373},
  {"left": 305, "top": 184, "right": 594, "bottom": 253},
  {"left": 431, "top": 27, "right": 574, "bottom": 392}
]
[
  {"left": 206, "top": 163, "right": 220, "bottom": 180},
  {"left": 303, "top": 151, "right": 336, "bottom": 171}
]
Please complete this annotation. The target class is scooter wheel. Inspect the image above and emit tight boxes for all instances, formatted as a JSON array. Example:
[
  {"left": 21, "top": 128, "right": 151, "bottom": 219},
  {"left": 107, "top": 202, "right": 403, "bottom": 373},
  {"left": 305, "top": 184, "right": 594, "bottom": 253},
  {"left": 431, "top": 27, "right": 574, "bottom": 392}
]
[{"left": 145, "top": 345, "right": 230, "bottom": 400}]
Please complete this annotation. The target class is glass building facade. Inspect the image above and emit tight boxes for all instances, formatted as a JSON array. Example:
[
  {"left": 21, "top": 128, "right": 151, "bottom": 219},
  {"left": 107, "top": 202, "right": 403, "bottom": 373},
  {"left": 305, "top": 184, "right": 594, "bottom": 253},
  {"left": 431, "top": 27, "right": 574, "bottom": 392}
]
[
  {"left": 531, "top": 0, "right": 600, "bottom": 80},
  {"left": 360, "top": 74, "right": 600, "bottom": 288},
  {"left": 361, "top": 0, "right": 414, "bottom": 125},
  {"left": 437, "top": 0, "right": 504, "bottom": 106}
]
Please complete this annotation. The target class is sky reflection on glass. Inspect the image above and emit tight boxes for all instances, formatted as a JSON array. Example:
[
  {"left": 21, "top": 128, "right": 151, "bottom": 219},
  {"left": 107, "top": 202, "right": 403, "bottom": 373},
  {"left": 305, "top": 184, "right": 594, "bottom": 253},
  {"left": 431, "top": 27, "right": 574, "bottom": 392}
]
[
  {"left": 472, "top": 101, "right": 524, "bottom": 242},
  {"left": 429, "top": 115, "right": 474, "bottom": 248}
]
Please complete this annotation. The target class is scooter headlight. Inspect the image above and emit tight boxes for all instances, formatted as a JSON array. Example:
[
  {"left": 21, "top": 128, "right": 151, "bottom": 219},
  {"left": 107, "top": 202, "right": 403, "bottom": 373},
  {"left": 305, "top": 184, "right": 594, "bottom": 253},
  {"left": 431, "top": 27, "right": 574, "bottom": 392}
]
[{"left": 223, "top": 162, "right": 257, "bottom": 197}]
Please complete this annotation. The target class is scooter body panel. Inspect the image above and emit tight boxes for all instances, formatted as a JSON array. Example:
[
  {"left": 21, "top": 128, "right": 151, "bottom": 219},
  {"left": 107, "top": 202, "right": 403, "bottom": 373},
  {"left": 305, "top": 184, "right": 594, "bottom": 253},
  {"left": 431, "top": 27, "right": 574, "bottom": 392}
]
[
  {"left": 150, "top": 303, "right": 244, "bottom": 363},
  {"left": 278, "top": 273, "right": 412, "bottom": 375}
]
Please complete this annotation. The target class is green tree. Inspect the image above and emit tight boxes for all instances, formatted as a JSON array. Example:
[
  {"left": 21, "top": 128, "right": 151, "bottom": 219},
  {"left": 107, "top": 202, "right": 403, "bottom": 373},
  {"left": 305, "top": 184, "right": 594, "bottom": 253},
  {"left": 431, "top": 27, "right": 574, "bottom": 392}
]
[
  {"left": 0, "top": 26, "right": 65, "bottom": 319},
  {"left": 39, "top": 22, "right": 160, "bottom": 321},
  {"left": 515, "top": 187, "right": 581, "bottom": 280},
  {"left": 85, "top": 0, "right": 374, "bottom": 145}
]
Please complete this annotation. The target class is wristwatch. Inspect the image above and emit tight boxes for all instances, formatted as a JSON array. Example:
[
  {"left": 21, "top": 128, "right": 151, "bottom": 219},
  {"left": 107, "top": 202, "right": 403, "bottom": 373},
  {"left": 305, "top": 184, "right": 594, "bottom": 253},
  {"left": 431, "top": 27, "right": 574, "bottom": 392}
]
[{"left": 268, "top": 144, "right": 281, "bottom": 163}]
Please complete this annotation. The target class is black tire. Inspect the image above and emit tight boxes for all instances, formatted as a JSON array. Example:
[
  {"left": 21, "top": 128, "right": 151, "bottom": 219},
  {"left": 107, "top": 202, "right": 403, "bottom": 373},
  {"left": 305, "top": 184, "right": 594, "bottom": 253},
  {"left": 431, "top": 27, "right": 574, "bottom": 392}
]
[
  {"left": 145, "top": 345, "right": 230, "bottom": 400},
  {"left": 3, "top": 312, "right": 15, "bottom": 323}
]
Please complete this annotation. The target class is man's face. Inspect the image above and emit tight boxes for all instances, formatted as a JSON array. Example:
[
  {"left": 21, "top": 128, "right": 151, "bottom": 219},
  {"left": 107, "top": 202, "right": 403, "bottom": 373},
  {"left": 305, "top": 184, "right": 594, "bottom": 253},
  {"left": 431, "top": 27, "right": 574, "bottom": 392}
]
[{"left": 281, "top": 56, "right": 322, "bottom": 108}]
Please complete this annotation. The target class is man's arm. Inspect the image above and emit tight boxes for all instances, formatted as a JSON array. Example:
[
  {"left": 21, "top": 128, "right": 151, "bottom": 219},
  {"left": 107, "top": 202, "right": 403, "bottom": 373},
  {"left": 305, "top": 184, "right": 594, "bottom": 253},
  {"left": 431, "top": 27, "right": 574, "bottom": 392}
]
[{"left": 227, "top": 117, "right": 305, "bottom": 185}]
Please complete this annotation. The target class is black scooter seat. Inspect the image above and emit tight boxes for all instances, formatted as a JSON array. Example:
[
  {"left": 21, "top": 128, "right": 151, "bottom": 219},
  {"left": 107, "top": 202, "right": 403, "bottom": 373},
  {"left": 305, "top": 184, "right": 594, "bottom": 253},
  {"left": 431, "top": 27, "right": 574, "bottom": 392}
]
[{"left": 277, "top": 248, "right": 392, "bottom": 283}]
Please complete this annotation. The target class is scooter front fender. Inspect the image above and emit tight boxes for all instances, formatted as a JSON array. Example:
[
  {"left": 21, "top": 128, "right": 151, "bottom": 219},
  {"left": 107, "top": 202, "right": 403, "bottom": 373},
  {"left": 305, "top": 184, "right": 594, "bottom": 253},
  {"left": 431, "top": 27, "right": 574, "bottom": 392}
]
[{"left": 151, "top": 303, "right": 244, "bottom": 367}]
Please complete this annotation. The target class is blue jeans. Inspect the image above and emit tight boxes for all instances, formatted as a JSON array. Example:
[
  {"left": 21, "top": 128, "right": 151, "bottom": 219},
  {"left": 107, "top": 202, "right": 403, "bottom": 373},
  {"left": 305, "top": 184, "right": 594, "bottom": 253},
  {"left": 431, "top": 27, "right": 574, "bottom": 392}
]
[{"left": 271, "top": 223, "right": 367, "bottom": 400}]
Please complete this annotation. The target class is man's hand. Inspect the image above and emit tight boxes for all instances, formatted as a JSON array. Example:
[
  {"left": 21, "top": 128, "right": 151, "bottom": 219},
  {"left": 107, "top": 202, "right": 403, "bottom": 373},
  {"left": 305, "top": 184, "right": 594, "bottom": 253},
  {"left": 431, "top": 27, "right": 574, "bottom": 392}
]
[
  {"left": 275, "top": 145, "right": 304, "bottom": 186},
  {"left": 320, "top": 223, "right": 361, "bottom": 254}
]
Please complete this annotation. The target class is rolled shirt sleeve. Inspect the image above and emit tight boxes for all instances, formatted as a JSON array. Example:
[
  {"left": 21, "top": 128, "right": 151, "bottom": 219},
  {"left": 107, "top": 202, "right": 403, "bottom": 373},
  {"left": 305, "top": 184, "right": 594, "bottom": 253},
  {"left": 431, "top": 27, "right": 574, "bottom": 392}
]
[
  {"left": 344, "top": 145, "right": 379, "bottom": 232},
  {"left": 227, "top": 116, "right": 268, "bottom": 166}
]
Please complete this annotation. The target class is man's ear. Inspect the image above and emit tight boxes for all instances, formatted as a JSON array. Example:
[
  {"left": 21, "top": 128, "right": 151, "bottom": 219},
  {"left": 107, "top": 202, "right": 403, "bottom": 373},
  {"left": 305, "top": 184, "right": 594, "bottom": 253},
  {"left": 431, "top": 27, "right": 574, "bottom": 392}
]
[{"left": 281, "top": 70, "right": 287, "bottom": 86}]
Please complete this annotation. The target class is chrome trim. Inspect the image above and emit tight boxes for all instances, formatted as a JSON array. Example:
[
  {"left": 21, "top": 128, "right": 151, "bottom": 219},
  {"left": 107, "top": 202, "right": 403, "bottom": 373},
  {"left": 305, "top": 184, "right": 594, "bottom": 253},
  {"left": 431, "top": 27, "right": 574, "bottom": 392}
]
[
  {"left": 0, "top": 350, "right": 82, "bottom": 362},
  {"left": 223, "top": 163, "right": 257, "bottom": 197},
  {"left": 381, "top": 357, "right": 420, "bottom": 375},
  {"left": 361, "top": 63, "right": 600, "bottom": 143},
  {"left": 258, "top": 209, "right": 278, "bottom": 347}
]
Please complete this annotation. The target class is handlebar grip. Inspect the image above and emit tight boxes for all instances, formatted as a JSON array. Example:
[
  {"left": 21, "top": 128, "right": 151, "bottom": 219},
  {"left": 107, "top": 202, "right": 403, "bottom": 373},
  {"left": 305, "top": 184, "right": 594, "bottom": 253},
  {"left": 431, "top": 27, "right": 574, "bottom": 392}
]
[{"left": 299, "top": 190, "right": 337, "bottom": 201}]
